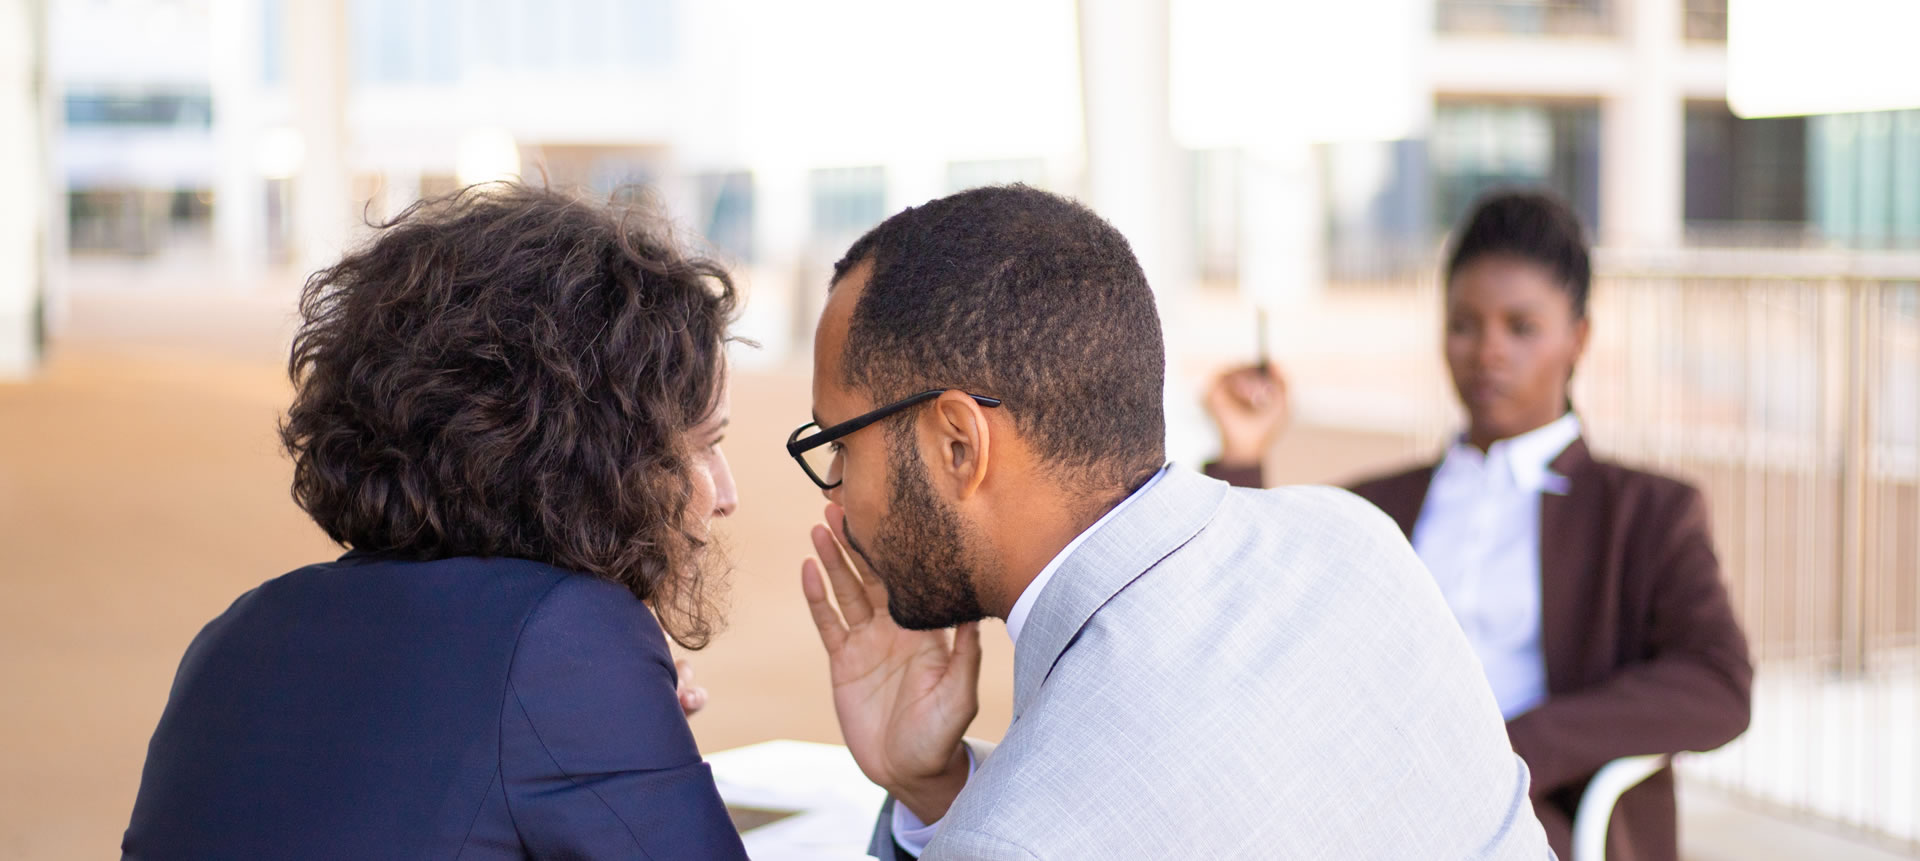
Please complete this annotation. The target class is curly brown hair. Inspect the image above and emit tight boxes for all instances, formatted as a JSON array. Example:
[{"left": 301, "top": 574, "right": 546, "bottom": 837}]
[{"left": 281, "top": 183, "right": 738, "bottom": 648}]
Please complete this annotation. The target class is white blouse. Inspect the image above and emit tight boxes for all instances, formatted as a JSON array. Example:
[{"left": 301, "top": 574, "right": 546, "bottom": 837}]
[{"left": 1410, "top": 413, "right": 1581, "bottom": 719}]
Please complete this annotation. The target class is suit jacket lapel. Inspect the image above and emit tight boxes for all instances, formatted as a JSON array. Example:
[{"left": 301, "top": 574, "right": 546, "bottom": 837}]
[
  {"left": 1355, "top": 467, "right": 1435, "bottom": 539},
  {"left": 1010, "top": 468, "right": 1227, "bottom": 719},
  {"left": 1538, "top": 438, "right": 1597, "bottom": 695}
]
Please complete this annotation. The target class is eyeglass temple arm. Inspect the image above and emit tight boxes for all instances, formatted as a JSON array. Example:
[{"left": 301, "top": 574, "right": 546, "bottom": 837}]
[{"left": 787, "top": 391, "right": 1002, "bottom": 456}]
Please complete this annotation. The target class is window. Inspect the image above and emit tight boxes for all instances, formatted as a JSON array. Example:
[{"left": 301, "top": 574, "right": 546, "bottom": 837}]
[
  {"left": 351, "top": 0, "right": 673, "bottom": 84},
  {"left": 1430, "top": 100, "right": 1601, "bottom": 233},
  {"left": 65, "top": 92, "right": 213, "bottom": 127},
  {"left": 589, "top": 156, "right": 654, "bottom": 195},
  {"left": 351, "top": 0, "right": 426, "bottom": 84},
  {"left": 1435, "top": 0, "right": 1611, "bottom": 37},
  {"left": 1321, "top": 139, "right": 1432, "bottom": 280},
  {"left": 67, "top": 189, "right": 213, "bottom": 255},
  {"left": 697, "top": 171, "right": 755, "bottom": 263},
  {"left": 421, "top": 0, "right": 461, "bottom": 82},
  {"left": 1684, "top": 102, "right": 1808, "bottom": 242},
  {"left": 262, "top": 0, "right": 285, "bottom": 84},
  {"left": 1809, "top": 109, "right": 1920, "bottom": 248},
  {"left": 609, "top": 0, "right": 675, "bottom": 70},
  {"left": 810, "top": 166, "right": 888, "bottom": 241}
]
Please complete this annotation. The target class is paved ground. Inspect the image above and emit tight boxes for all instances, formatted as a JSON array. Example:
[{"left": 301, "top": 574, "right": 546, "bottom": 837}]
[{"left": 1683, "top": 782, "right": 1919, "bottom": 861}]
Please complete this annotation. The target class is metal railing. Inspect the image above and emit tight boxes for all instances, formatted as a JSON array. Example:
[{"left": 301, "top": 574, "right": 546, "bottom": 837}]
[{"left": 1588, "top": 266, "right": 1919, "bottom": 849}]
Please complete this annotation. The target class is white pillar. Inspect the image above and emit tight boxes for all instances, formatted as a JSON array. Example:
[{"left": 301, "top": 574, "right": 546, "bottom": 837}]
[
  {"left": 1077, "top": 0, "right": 1208, "bottom": 466},
  {"left": 288, "top": 0, "right": 352, "bottom": 276},
  {"left": 1239, "top": 142, "right": 1322, "bottom": 308},
  {"left": 753, "top": 165, "right": 809, "bottom": 272},
  {"left": 210, "top": 0, "right": 265, "bottom": 284},
  {"left": 748, "top": 164, "right": 813, "bottom": 360},
  {"left": 1601, "top": 0, "right": 1684, "bottom": 248},
  {"left": 1076, "top": 0, "right": 1188, "bottom": 297},
  {"left": 0, "top": 0, "right": 45, "bottom": 379}
]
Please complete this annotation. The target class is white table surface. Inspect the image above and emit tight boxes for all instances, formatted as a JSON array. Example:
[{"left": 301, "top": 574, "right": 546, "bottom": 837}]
[{"left": 708, "top": 739, "right": 889, "bottom": 861}]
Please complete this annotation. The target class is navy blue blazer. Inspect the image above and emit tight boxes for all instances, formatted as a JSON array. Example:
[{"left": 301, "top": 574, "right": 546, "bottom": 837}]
[{"left": 123, "top": 554, "right": 748, "bottom": 860}]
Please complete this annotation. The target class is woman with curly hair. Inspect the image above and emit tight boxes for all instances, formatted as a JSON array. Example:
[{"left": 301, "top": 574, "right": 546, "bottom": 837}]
[{"left": 123, "top": 183, "right": 750, "bottom": 859}]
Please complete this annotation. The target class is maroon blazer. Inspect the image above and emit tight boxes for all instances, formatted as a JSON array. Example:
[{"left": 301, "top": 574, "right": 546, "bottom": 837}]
[{"left": 1206, "top": 439, "right": 1753, "bottom": 861}]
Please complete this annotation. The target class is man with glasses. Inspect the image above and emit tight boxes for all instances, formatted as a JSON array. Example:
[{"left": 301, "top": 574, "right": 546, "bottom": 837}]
[{"left": 791, "top": 185, "right": 1553, "bottom": 860}]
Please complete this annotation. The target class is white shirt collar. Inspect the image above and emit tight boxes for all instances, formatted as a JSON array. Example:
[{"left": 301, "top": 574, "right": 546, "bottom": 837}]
[
  {"left": 1438, "top": 413, "right": 1582, "bottom": 494},
  {"left": 1003, "top": 466, "right": 1169, "bottom": 645}
]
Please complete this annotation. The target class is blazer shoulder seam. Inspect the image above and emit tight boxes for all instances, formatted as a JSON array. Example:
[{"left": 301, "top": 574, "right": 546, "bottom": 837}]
[
  {"left": 1043, "top": 493, "right": 1223, "bottom": 682},
  {"left": 497, "top": 575, "right": 658, "bottom": 856},
  {"left": 504, "top": 675, "right": 659, "bottom": 859},
  {"left": 452, "top": 766, "right": 504, "bottom": 858}
]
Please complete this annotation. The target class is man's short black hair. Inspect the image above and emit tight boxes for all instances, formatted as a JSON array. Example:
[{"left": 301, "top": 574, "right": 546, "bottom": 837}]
[
  {"left": 1445, "top": 189, "right": 1592, "bottom": 319},
  {"left": 831, "top": 184, "right": 1165, "bottom": 490}
]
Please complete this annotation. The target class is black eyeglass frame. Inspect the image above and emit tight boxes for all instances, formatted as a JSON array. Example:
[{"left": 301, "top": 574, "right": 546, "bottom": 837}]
[{"left": 786, "top": 389, "right": 1003, "bottom": 490}]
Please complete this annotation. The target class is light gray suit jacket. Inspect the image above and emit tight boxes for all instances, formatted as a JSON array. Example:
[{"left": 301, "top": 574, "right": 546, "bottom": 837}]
[{"left": 870, "top": 468, "right": 1553, "bottom": 860}]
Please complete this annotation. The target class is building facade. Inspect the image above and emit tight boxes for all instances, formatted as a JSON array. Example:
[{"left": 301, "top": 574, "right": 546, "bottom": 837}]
[{"left": 44, "top": 0, "right": 1920, "bottom": 305}]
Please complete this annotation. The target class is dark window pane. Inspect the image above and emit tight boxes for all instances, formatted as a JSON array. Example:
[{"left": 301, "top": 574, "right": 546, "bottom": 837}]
[
  {"left": 65, "top": 92, "right": 213, "bottom": 127},
  {"left": 1810, "top": 109, "right": 1920, "bottom": 248},
  {"left": 809, "top": 166, "right": 888, "bottom": 241},
  {"left": 699, "top": 171, "right": 755, "bottom": 262},
  {"left": 1685, "top": 101, "right": 1808, "bottom": 239},
  {"left": 1430, "top": 100, "right": 1600, "bottom": 232}
]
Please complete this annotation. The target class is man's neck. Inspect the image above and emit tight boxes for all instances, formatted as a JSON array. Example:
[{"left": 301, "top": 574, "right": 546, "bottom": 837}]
[{"left": 983, "top": 480, "right": 1138, "bottom": 620}]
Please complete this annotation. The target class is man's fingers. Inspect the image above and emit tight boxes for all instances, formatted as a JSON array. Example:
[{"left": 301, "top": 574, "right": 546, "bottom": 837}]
[
  {"left": 823, "top": 504, "right": 866, "bottom": 575},
  {"left": 812, "top": 521, "right": 876, "bottom": 627},
  {"left": 950, "top": 621, "right": 984, "bottom": 691},
  {"left": 674, "top": 659, "right": 694, "bottom": 685},
  {"left": 825, "top": 505, "right": 894, "bottom": 611},
  {"left": 801, "top": 559, "right": 850, "bottom": 653}
]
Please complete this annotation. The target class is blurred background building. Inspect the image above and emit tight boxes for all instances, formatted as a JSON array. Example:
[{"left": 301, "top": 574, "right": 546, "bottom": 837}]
[
  {"left": 0, "top": 0, "right": 46, "bottom": 380},
  {"left": 37, "top": 1, "right": 1920, "bottom": 287},
  {"left": 27, "top": 0, "right": 1920, "bottom": 430},
  {"left": 4, "top": 1, "right": 1918, "bottom": 858}
]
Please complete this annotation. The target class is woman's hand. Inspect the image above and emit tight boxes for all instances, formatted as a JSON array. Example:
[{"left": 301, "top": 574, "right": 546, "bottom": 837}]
[{"left": 1204, "top": 364, "right": 1291, "bottom": 467}]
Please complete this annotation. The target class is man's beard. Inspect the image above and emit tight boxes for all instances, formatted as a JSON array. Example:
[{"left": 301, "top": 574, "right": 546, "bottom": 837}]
[{"left": 842, "top": 435, "right": 986, "bottom": 631}]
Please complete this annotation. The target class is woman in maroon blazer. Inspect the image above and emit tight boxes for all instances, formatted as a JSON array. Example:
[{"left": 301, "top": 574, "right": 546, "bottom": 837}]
[{"left": 1205, "top": 190, "right": 1752, "bottom": 861}]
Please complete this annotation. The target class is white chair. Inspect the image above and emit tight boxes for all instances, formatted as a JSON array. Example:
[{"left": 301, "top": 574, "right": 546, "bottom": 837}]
[{"left": 1571, "top": 754, "right": 1671, "bottom": 861}]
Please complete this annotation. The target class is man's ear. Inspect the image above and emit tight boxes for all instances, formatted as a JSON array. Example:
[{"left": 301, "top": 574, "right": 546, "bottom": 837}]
[{"left": 923, "top": 391, "right": 993, "bottom": 500}]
